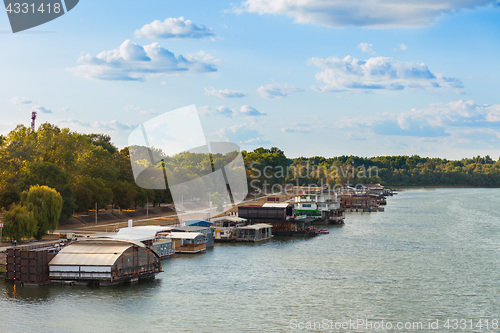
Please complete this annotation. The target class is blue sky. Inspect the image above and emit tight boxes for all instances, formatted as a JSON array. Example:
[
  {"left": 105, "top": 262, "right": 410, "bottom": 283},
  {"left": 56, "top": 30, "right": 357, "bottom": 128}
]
[{"left": 1, "top": 0, "right": 500, "bottom": 159}]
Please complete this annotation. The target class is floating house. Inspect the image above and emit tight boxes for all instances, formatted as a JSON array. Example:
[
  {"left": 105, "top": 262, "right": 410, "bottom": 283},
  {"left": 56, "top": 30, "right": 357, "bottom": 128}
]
[
  {"left": 365, "top": 184, "right": 394, "bottom": 196},
  {"left": 209, "top": 216, "right": 247, "bottom": 242},
  {"left": 104, "top": 226, "right": 174, "bottom": 259},
  {"left": 238, "top": 204, "right": 319, "bottom": 236},
  {"left": 238, "top": 203, "right": 293, "bottom": 221},
  {"left": 171, "top": 225, "right": 214, "bottom": 248},
  {"left": 293, "top": 193, "right": 345, "bottom": 224},
  {"left": 48, "top": 239, "right": 161, "bottom": 286},
  {"left": 339, "top": 188, "right": 383, "bottom": 212},
  {"left": 235, "top": 223, "right": 273, "bottom": 242},
  {"left": 166, "top": 232, "right": 207, "bottom": 254}
]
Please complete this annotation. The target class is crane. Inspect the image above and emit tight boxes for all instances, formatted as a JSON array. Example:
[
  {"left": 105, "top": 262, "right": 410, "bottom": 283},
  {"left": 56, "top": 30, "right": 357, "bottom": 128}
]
[{"left": 31, "top": 111, "right": 37, "bottom": 131}]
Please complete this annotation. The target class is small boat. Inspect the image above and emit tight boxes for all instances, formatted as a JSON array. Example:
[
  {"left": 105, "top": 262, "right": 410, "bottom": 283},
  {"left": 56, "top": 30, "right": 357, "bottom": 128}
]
[{"left": 319, "top": 229, "right": 329, "bottom": 234}]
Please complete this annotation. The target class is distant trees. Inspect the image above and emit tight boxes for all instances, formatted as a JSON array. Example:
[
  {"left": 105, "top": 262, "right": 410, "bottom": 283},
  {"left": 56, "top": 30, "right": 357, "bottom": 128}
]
[
  {"left": 243, "top": 148, "right": 500, "bottom": 189},
  {"left": 1, "top": 120, "right": 499, "bottom": 234}
]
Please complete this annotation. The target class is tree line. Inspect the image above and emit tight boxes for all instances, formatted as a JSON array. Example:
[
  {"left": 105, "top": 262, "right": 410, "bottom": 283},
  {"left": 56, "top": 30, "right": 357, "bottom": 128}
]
[
  {"left": 0, "top": 123, "right": 171, "bottom": 240},
  {"left": 1, "top": 123, "right": 499, "bottom": 240},
  {"left": 243, "top": 148, "right": 500, "bottom": 188}
]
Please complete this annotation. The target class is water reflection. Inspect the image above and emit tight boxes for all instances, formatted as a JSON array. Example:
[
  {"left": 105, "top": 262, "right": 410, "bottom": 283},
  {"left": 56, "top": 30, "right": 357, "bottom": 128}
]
[{"left": 2, "top": 281, "right": 51, "bottom": 302}]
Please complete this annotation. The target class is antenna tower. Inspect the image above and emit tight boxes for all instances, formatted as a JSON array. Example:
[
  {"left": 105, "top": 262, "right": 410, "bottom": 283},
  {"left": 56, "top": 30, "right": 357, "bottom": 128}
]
[{"left": 31, "top": 111, "right": 37, "bottom": 131}]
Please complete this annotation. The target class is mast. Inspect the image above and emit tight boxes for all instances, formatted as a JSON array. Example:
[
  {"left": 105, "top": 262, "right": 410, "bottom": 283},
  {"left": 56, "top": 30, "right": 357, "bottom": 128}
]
[{"left": 31, "top": 111, "right": 37, "bottom": 131}]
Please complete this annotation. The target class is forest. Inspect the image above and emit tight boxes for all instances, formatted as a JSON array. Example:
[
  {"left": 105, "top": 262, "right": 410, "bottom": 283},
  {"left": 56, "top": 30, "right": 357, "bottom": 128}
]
[{"left": 1, "top": 123, "right": 499, "bottom": 236}]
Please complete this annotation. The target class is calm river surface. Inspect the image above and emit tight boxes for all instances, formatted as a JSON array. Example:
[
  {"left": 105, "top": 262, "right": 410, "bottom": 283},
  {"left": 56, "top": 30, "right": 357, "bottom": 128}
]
[{"left": 1, "top": 188, "right": 499, "bottom": 332}]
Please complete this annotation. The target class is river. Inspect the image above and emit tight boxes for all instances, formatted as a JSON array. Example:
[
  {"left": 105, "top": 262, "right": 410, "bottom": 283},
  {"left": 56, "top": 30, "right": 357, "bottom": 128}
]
[{"left": 1, "top": 188, "right": 499, "bottom": 332}]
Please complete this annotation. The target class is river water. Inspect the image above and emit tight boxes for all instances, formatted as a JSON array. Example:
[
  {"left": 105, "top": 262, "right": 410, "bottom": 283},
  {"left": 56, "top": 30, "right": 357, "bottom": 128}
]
[{"left": 1, "top": 188, "right": 499, "bottom": 332}]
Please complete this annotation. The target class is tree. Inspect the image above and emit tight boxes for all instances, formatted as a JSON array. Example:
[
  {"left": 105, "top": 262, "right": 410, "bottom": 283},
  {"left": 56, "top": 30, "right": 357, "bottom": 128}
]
[
  {"left": 18, "top": 161, "right": 76, "bottom": 221},
  {"left": 73, "top": 176, "right": 113, "bottom": 211},
  {"left": 21, "top": 185, "right": 63, "bottom": 239},
  {"left": 112, "top": 181, "right": 137, "bottom": 210},
  {"left": 2, "top": 204, "right": 37, "bottom": 241}
]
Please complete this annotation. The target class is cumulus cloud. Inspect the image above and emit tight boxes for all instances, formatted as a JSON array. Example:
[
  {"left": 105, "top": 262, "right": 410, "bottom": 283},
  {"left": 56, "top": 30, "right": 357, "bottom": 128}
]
[
  {"left": 58, "top": 119, "right": 136, "bottom": 132},
  {"left": 69, "top": 40, "right": 218, "bottom": 81},
  {"left": 124, "top": 104, "right": 157, "bottom": 115},
  {"left": 281, "top": 123, "right": 312, "bottom": 133},
  {"left": 10, "top": 97, "right": 31, "bottom": 105},
  {"left": 358, "top": 42, "right": 374, "bottom": 54},
  {"left": 32, "top": 105, "right": 52, "bottom": 114},
  {"left": 200, "top": 105, "right": 267, "bottom": 117},
  {"left": 309, "top": 55, "right": 463, "bottom": 92},
  {"left": 216, "top": 106, "right": 236, "bottom": 117},
  {"left": 215, "top": 123, "right": 270, "bottom": 145},
  {"left": 205, "top": 86, "right": 246, "bottom": 98},
  {"left": 135, "top": 17, "right": 215, "bottom": 39},
  {"left": 338, "top": 100, "right": 500, "bottom": 138},
  {"left": 239, "top": 0, "right": 497, "bottom": 28},
  {"left": 239, "top": 105, "right": 267, "bottom": 116},
  {"left": 257, "top": 82, "right": 304, "bottom": 99}
]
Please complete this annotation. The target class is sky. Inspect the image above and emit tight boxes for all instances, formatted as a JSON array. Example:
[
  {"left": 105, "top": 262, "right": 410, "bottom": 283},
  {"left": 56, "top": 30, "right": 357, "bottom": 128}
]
[{"left": 1, "top": 0, "right": 500, "bottom": 159}]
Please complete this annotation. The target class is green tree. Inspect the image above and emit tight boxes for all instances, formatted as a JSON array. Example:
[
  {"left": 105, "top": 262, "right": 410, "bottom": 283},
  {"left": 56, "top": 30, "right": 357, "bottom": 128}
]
[
  {"left": 18, "top": 161, "right": 76, "bottom": 221},
  {"left": 73, "top": 176, "right": 113, "bottom": 211},
  {"left": 112, "top": 181, "right": 137, "bottom": 210},
  {"left": 2, "top": 204, "right": 37, "bottom": 241},
  {"left": 21, "top": 185, "right": 63, "bottom": 239}
]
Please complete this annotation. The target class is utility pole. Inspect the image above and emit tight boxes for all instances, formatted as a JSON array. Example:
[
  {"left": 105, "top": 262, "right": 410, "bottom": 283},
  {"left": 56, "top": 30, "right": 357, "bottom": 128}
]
[
  {"left": 95, "top": 202, "right": 98, "bottom": 224},
  {"left": 146, "top": 199, "right": 149, "bottom": 217}
]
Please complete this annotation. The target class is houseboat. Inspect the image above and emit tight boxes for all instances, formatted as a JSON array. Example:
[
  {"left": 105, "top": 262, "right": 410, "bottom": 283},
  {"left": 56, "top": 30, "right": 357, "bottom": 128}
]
[
  {"left": 293, "top": 193, "right": 345, "bottom": 224},
  {"left": 235, "top": 223, "right": 273, "bottom": 242},
  {"left": 103, "top": 226, "right": 174, "bottom": 259},
  {"left": 171, "top": 224, "right": 214, "bottom": 248},
  {"left": 339, "top": 187, "right": 383, "bottom": 212},
  {"left": 166, "top": 232, "right": 207, "bottom": 254},
  {"left": 48, "top": 239, "right": 162, "bottom": 286},
  {"left": 209, "top": 216, "right": 247, "bottom": 242},
  {"left": 238, "top": 204, "right": 319, "bottom": 236}
]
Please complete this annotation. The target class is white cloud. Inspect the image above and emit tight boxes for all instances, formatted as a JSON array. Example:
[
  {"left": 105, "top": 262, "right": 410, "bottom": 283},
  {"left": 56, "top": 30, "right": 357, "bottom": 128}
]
[
  {"left": 215, "top": 123, "right": 269, "bottom": 145},
  {"left": 358, "top": 42, "right": 374, "bottom": 54},
  {"left": 281, "top": 123, "right": 312, "bottom": 133},
  {"left": 239, "top": 105, "right": 267, "bottom": 116},
  {"left": 69, "top": 40, "right": 218, "bottom": 81},
  {"left": 124, "top": 104, "right": 157, "bottom": 115},
  {"left": 10, "top": 97, "right": 31, "bottom": 105},
  {"left": 309, "top": 55, "right": 463, "bottom": 92},
  {"left": 239, "top": 0, "right": 497, "bottom": 28},
  {"left": 58, "top": 119, "right": 136, "bottom": 132},
  {"left": 216, "top": 106, "right": 235, "bottom": 117},
  {"left": 198, "top": 105, "right": 236, "bottom": 117},
  {"left": 32, "top": 105, "right": 52, "bottom": 114},
  {"left": 204, "top": 86, "right": 246, "bottom": 98},
  {"left": 337, "top": 99, "right": 500, "bottom": 138},
  {"left": 399, "top": 43, "right": 408, "bottom": 51},
  {"left": 135, "top": 17, "right": 215, "bottom": 39},
  {"left": 257, "top": 82, "right": 304, "bottom": 98},
  {"left": 200, "top": 105, "right": 267, "bottom": 117}
]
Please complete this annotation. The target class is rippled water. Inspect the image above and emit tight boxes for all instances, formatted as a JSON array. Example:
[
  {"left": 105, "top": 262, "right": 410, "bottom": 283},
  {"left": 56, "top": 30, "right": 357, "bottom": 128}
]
[{"left": 1, "top": 188, "right": 499, "bottom": 332}]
